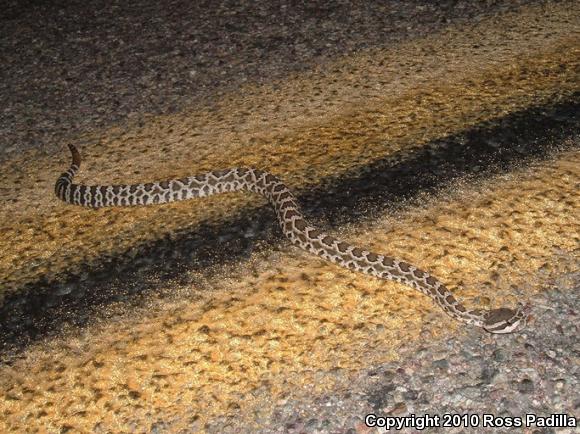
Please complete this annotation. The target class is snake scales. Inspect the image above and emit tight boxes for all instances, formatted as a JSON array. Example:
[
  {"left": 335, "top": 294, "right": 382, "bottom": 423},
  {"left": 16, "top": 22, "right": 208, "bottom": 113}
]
[{"left": 55, "top": 145, "right": 528, "bottom": 333}]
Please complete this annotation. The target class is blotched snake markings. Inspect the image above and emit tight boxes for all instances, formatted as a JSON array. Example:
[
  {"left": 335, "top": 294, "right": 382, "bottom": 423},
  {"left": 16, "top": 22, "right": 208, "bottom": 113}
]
[{"left": 55, "top": 145, "right": 529, "bottom": 333}]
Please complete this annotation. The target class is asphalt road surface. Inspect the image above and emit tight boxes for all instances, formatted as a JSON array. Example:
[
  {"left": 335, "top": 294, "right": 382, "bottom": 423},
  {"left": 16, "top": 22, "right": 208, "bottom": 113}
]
[{"left": 0, "top": 1, "right": 578, "bottom": 432}]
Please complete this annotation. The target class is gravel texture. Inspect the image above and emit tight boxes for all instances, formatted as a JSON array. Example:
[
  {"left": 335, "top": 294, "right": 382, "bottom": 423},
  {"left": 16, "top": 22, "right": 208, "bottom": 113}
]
[
  {"left": 207, "top": 273, "right": 579, "bottom": 433},
  {"left": 1, "top": 0, "right": 545, "bottom": 156},
  {"left": 0, "top": 1, "right": 578, "bottom": 432}
]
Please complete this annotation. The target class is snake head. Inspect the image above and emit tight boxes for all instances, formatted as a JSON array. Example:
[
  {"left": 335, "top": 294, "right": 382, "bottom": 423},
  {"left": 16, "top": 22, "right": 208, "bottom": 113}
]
[{"left": 483, "top": 303, "right": 530, "bottom": 334}]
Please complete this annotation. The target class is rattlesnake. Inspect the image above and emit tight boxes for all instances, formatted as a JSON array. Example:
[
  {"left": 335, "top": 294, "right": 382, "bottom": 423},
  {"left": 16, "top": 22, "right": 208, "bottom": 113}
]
[{"left": 55, "top": 145, "right": 529, "bottom": 333}]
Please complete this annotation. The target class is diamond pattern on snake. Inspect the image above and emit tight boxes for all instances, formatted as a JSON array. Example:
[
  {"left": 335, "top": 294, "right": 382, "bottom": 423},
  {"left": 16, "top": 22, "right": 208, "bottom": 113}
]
[{"left": 55, "top": 145, "right": 529, "bottom": 333}]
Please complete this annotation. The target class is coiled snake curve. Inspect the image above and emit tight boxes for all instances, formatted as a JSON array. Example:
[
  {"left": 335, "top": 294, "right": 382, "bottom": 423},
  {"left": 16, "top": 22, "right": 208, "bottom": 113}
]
[{"left": 55, "top": 145, "right": 529, "bottom": 333}]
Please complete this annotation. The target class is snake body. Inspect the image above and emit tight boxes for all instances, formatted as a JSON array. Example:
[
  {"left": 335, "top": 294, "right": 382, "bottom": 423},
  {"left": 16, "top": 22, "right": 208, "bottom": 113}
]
[{"left": 55, "top": 145, "right": 528, "bottom": 333}]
